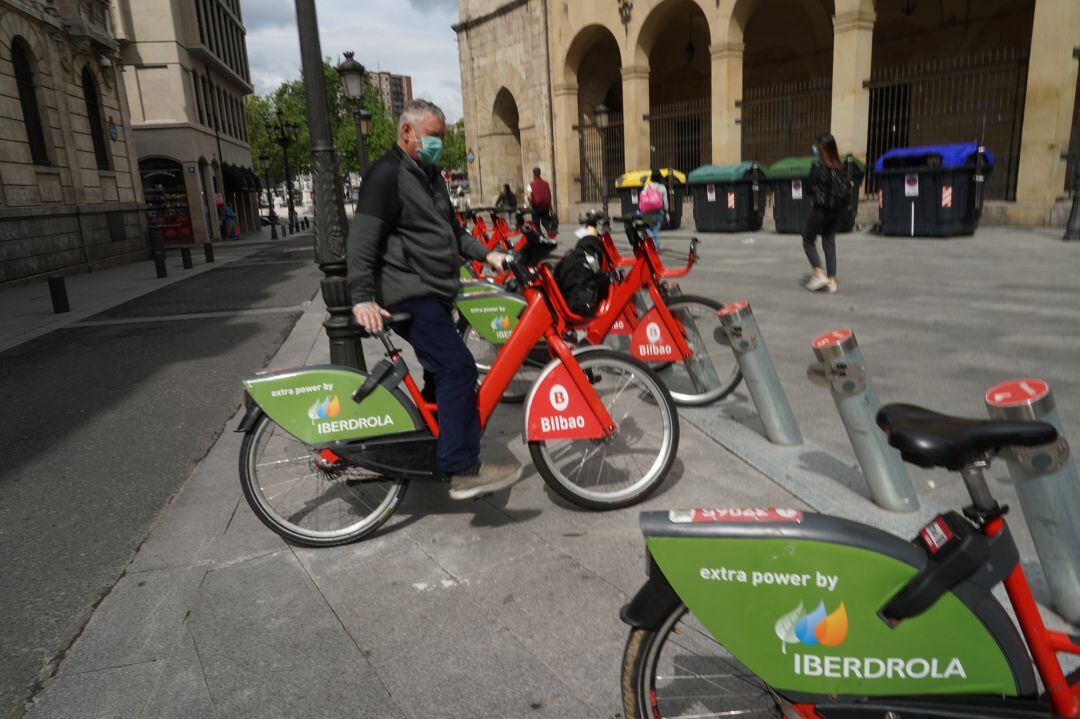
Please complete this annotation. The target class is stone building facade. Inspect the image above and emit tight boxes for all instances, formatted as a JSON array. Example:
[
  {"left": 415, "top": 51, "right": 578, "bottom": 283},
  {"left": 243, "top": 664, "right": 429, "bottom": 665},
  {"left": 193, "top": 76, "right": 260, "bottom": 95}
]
[
  {"left": 115, "top": 0, "right": 258, "bottom": 247},
  {"left": 456, "top": 0, "right": 1080, "bottom": 227},
  {"left": 0, "top": 0, "right": 146, "bottom": 285}
]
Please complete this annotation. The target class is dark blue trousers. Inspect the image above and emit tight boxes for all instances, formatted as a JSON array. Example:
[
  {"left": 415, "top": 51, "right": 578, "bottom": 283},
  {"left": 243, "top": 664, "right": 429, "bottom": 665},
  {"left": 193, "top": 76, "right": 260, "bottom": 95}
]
[{"left": 389, "top": 296, "right": 480, "bottom": 475}]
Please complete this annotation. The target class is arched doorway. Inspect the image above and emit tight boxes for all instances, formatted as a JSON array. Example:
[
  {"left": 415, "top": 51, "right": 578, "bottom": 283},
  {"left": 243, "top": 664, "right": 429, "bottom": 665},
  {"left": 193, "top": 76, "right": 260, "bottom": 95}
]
[
  {"left": 640, "top": 0, "right": 712, "bottom": 173},
  {"left": 866, "top": 0, "right": 1035, "bottom": 200},
  {"left": 738, "top": 0, "right": 834, "bottom": 165},
  {"left": 566, "top": 26, "right": 623, "bottom": 204},
  {"left": 140, "top": 157, "right": 194, "bottom": 243},
  {"left": 488, "top": 88, "right": 523, "bottom": 203}
]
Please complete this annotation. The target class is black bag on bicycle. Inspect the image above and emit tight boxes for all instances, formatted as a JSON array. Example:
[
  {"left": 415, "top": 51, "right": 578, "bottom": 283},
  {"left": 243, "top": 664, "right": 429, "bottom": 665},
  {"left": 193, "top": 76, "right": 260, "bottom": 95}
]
[{"left": 553, "top": 235, "right": 610, "bottom": 317}]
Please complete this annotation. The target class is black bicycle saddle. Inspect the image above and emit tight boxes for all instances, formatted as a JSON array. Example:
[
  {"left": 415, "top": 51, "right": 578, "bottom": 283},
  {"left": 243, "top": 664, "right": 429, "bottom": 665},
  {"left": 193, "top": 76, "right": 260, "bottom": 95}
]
[{"left": 876, "top": 403, "right": 1057, "bottom": 470}]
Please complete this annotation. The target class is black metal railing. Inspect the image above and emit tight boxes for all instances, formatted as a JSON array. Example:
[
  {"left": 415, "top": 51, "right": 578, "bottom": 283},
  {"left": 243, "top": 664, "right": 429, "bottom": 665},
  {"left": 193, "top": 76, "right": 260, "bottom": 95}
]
[
  {"left": 1064, "top": 48, "right": 1080, "bottom": 193},
  {"left": 865, "top": 49, "right": 1029, "bottom": 200},
  {"left": 738, "top": 77, "right": 832, "bottom": 168},
  {"left": 575, "top": 112, "right": 625, "bottom": 204},
  {"left": 645, "top": 98, "right": 711, "bottom": 174}
]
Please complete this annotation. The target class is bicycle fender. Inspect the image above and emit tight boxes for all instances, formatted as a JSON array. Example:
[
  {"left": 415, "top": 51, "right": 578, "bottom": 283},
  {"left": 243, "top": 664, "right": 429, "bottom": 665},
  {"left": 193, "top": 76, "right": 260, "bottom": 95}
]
[
  {"left": 620, "top": 557, "right": 682, "bottom": 630},
  {"left": 630, "top": 306, "right": 683, "bottom": 362},
  {"left": 235, "top": 394, "right": 263, "bottom": 433}
]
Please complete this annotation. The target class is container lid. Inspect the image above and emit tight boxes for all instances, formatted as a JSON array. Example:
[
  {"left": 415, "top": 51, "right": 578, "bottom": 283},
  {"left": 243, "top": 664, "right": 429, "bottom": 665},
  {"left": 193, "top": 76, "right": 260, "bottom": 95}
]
[
  {"left": 763, "top": 156, "right": 867, "bottom": 180},
  {"left": 615, "top": 168, "right": 687, "bottom": 188},
  {"left": 874, "top": 142, "right": 996, "bottom": 173},
  {"left": 687, "top": 162, "right": 754, "bottom": 184}
]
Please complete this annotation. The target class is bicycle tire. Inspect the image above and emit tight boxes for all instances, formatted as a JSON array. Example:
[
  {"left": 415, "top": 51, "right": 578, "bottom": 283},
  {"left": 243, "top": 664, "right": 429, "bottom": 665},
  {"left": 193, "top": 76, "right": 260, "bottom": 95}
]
[
  {"left": 529, "top": 350, "right": 678, "bottom": 510},
  {"left": 239, "top": 414, "right": 407, "bottom": 547},
  {"left": 622, "top": 603, "right": 782, "bottom": 719},
  {"left": 650, "top": 294, "right": 742, "bottom": 406}
]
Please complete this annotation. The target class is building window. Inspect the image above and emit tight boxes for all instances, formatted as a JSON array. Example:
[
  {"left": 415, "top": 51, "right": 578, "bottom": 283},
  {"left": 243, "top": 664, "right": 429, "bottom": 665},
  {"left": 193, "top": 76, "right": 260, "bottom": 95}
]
[
  {"left": 194, "top": 0, "right": 206, "bottom": 44},
  {"left": 193, "top": 71, "right": 205, "bottom": 125},
  {"left": 81, "top": 67, "right": 110, "bottom": 170},
  {"left": 12, "top": 37, "right": 49, "bottom": 165}
]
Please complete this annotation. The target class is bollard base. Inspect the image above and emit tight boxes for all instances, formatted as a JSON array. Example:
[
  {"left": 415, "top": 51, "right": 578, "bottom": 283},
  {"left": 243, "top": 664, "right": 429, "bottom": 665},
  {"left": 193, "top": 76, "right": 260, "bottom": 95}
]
[
  {"left": 204, "top": 243, "right": 215, "bottom": 263},
  {"left": 153, "top": 253, "right": 167, "bottom": 278},
  {"left": 180, "top": 247, "right": 193, "bottom": 269},
  {"left": 48, "top": 277, "right": 70, "bottom": 313}
]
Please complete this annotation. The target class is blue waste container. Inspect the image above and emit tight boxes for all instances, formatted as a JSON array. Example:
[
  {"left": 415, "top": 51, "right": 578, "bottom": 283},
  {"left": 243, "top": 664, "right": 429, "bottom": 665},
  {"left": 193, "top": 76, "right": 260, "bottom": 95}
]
[{"left": 874, "top": 142, "right": 993, "bottom": 237}]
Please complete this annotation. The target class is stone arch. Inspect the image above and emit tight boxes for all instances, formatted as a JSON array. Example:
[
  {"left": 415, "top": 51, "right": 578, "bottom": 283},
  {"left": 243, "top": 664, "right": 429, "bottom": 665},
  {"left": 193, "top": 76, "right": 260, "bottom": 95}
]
[
  {"left": 488, "top": 87, "right": 525, "bottom": 201},
  {"left": 631, "top": 0, "right": 720, "bottom": 68},
  {"left": 728, "top": 0, "right": 833, "bottom": 48}
]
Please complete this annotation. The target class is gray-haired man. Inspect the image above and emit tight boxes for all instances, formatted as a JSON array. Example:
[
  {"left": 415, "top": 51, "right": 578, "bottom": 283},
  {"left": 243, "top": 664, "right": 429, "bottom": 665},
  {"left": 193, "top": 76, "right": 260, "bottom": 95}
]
[{"left": 347, "top": 99, "right": 522, "bottom": 499}]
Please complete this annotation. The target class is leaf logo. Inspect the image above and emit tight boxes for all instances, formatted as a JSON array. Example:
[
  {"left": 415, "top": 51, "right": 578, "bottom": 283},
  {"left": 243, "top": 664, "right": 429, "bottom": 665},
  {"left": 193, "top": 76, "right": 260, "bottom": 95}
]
[
  {"left": 308, "top": 395, "right": 341, "bottom": 421},
  {"left": 775, "top": 600, "right": 847, "bottom": 652}
]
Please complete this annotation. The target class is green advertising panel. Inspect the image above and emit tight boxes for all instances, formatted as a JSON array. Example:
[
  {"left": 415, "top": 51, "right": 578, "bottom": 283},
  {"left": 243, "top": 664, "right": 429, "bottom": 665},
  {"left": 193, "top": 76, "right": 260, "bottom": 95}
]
[
  {"left": 459, "top": 279, "right": 502, "bottom": 295},
  {"left": 244, "top": 367, "right": 416, "bottom": 445},
  {"left": 455, "top": 291, "right": 527, "bottom": 345},
  {"left": 647, "top": 536, "right": 1016, "bottom": 697}
]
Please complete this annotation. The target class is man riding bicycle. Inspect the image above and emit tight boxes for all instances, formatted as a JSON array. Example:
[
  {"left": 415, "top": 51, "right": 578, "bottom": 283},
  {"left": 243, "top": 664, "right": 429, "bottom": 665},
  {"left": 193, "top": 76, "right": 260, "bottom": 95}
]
[{"left": 347, "top": 99, "right": 522, "bottom": 499}]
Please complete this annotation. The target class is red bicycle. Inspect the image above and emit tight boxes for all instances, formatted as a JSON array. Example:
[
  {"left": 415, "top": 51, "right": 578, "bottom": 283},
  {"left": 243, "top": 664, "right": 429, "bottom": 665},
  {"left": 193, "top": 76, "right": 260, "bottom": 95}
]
[{"left": 238, "top": 253, "right": 679, "bottom": 545}]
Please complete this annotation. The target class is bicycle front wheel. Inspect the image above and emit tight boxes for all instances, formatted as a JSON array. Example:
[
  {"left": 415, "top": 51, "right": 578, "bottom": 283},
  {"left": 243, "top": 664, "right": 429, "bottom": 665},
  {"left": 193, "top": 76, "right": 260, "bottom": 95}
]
[
  {"left": 239, "top": 414, "right": 406, "bottom": 546},
  {"left": 529, "top": 350, "right": 678, "bottom": 510},
  {"left": 652, "top": 295, "right": 742, "bottom": 406},
  {"left": 622, "top": 604, "right": 782, "bottom": 719}
]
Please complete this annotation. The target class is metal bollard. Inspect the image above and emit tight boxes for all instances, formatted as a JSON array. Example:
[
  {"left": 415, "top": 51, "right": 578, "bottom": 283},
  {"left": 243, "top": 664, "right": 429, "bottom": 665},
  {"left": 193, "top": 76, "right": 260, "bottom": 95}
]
[
  {"left": 204, "top": 243, "right": 215, "bottom": 263},
  {"left": 717, "top": 300, "right": 802, "bottom": 445},
  {"left": 48, "top": 277, "right": 70, "bottom": 313},
  {"left": 808, "top": 329, "right": 919, "bottom": 512},
  {"left": 985, "top": 378, "right": 1080, "bottom": 623},
  {"left": 180, "top": 247, "right": 193, "bottom": 269},
  {"left": 153, "top": 253, "right": 168, "bottom": 278}
]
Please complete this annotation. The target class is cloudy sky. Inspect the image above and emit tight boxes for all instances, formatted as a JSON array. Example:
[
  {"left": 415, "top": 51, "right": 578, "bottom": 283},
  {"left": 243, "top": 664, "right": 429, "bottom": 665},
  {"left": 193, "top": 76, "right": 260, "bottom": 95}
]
[{"left": 240, "top": 0, "right": 464, "bottom": 121}]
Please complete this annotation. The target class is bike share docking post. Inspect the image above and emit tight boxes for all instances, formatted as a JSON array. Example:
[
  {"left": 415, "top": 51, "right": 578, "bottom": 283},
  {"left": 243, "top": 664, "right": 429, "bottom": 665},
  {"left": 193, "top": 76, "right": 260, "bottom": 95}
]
[
  {"left": 716, "top": 301, "right": 802, "bottom": 445},
  {"left": 985, "top": 378, "right": 1080, "bottom": 623},
  {"left": 808, "top": 329, "right": 919, "bottom": 512}
]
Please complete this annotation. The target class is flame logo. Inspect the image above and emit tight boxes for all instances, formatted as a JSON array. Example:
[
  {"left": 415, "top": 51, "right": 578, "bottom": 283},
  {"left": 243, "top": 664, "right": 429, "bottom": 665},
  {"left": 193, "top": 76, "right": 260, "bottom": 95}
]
[
  {"left": 308, "top": 395, "right": 341, "bottom": 421},
  {"left": 775, "top": 601, "right": 847, "bottom": 653},
  {"left": 490, "top": 315, "right": 512, "bottom": 331}
]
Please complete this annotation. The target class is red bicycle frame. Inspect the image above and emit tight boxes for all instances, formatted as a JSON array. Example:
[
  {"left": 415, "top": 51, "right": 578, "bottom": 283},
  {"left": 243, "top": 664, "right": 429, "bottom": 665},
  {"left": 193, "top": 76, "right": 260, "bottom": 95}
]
[{"left": 393, "top": 274, "right": 617, "bottom": 440}]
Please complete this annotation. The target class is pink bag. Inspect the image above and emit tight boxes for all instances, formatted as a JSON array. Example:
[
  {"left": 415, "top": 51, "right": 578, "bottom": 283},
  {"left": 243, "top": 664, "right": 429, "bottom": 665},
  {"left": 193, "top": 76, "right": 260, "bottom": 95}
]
[{"left": 638, "top": 184, "right": 664, "bottom": 213}]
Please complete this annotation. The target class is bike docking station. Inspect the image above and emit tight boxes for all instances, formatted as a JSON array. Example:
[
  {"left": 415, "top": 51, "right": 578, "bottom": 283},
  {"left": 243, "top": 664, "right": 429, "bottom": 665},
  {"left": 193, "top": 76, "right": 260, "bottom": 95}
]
[
  {"left": 807, "top": 329, "right": 919, "bottom": 512},
  {"left": 986, "top": 378, "right": 1080, "bottom": 624},
  {"left": 715, "top": 300, "right": 802, "bottom": 445}
]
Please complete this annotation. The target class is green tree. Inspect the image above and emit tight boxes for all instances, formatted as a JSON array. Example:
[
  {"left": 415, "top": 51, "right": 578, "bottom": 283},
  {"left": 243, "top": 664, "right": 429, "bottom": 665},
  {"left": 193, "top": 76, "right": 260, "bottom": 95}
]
[{"left": 442, "top": 118, "right": 466, "bottom": 172}]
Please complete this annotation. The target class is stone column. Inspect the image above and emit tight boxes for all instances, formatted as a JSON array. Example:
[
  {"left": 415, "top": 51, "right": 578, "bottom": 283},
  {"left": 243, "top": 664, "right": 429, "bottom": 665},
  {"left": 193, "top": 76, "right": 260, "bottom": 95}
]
[
  {"left": 830, "top": 10, "right": 875, "bottom": 162},
  {"left": 552, "top": 82, "right": 579, "bottom": 219},
  {"left": 711, "top": 42, "right": 744, "bottom": 163},
  {"left": 1010, "top": 0, "right": 1080, "bottom": 226},
  {"left": 621, "top": 64, "right": 651, "bottom": 170}
]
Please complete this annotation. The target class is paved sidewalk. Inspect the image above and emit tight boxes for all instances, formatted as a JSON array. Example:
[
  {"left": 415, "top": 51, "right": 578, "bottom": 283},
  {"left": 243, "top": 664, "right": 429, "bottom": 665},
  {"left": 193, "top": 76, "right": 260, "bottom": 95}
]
[{"left": 0, "top": 226, "right": 285, "bottom": 353}]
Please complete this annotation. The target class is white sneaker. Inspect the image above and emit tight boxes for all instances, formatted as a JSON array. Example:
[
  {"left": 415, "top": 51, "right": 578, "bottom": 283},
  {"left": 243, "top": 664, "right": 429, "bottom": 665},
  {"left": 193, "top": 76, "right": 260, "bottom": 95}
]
[
  {"left": 804, "top": 274, "right": 829, "bottom": 292},
  {"left": 823, "top": 278, "right": 838, "bottom": 294},
  {"left": 448, "top": 460, "right": 524, "bottom": 500}
]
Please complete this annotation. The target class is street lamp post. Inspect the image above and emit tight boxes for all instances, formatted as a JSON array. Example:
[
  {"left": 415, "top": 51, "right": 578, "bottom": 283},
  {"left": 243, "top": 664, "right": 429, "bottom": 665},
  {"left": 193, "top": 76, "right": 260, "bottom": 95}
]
[
  {"left": 595, "top": 103, "right": 610, "bottom": 219},
  {"left": 336, "top": 51, "right": 373, "bottom": 177},
  {"left": 294, "top": 0, "right": 365, "bottom": 370},
  {"left": 259, "top": 150, "right": 279, "bottom": 240},
  {"left": 265, "top": 108, "right": 299, "bottom": 233}
]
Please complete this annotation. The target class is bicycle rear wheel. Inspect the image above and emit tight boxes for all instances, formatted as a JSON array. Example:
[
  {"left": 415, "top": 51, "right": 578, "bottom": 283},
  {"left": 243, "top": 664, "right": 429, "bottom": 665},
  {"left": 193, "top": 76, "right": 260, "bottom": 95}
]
[
  {"left": 622, "top": 604, "right": 782, "bottom": 719},
  {"left": 529, "top": 350, "right": 678, "bottom": 510},
  {"left": 651, "top": 295, "right": 742, "bottom": 406},
  {"left": 239, "top": 414, "right": 406, "bottom": 546}
]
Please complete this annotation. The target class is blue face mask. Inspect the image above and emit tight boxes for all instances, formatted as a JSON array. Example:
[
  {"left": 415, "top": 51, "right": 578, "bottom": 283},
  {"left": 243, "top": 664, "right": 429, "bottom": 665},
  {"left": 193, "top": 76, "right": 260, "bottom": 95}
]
[
  {"left": 811, "top": 145, "right": 819, "bottom": 156},
  {"left": 416, "top": 134, "right": 444, "bottom": 166}
]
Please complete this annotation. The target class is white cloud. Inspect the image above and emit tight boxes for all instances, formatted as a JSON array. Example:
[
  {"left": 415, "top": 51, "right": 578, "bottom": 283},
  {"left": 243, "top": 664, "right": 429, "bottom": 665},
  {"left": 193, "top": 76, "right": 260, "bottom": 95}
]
[{"left": 240, "top": 0, "right": 463, "bottom": 122}]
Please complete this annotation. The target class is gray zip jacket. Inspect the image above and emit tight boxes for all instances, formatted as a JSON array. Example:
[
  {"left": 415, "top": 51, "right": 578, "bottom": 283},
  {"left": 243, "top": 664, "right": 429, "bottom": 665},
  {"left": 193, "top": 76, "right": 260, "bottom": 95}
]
[{"left": 347, "top": 145, "right": 489, "bottom": 308}]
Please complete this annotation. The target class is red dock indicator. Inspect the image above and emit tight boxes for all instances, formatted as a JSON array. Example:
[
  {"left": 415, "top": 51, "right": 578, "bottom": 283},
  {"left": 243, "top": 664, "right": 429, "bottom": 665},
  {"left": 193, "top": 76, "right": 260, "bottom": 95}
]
[
  {"left": 985, "top": 378, "right": 1050, "bottom": 408},
  {"left": 811, "top": 328, "right": 853, "bottom": 350},
  {"left": 717, "top": 300, "right": 749, "bottom": 317}
]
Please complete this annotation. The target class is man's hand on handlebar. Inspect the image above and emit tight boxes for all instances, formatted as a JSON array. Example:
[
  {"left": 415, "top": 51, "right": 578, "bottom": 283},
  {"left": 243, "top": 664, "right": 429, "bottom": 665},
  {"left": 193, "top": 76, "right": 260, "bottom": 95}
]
[
  {"left": 485, "top": 250, "right": 507, "bottom": 272},
  {"left": 352, "top": 301, "right": 391, "bottom": 334}
]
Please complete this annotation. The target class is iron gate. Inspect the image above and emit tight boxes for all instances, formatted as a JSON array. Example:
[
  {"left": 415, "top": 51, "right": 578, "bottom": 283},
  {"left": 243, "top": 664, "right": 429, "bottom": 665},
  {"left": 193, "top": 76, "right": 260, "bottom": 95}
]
[
  {"left": 738, "top": 77, "right": 832, "bottom": 167},
  {"left": 865, "top": 49, "right": 1028, "bottom": 200},
  {"left": 575, "top": 112, "right": 624, "bottom": 204},
  {"left": 644, "top": 99, "right": 711, "bottom": 173}
]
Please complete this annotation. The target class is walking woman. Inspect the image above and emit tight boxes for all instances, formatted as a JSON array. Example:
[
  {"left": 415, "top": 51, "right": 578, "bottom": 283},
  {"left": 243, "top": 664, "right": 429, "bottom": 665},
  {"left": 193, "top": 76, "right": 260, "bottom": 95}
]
[
  {"left": 638, "top": 169, "right": 669, "bottom": 249},
  {"left": 802, "top": 133, "right": 850, "bottom": 294}
]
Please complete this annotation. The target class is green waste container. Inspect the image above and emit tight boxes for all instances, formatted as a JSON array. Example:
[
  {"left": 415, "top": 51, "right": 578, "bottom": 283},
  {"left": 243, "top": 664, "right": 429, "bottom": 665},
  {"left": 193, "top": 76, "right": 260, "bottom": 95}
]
[
  {"left": 614, "top": 168, "right": 686, "bottom": 229},
  {"left": 687, "top": 162, "right": 764, "bottom": 232},
  {"left": 763, "top": 156, "right": 865, "bottom": 234}
]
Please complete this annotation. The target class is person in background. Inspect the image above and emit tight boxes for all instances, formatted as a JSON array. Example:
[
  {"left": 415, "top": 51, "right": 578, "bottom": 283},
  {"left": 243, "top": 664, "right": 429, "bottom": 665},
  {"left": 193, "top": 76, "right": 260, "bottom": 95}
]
[
  {"left": 802, "top": 132, "right": 849, "bottom": 294},
  {"left": 528, "top": 167, "right": 553, "bottom": 232},
  {"left": 495, "top": 183, "right": 517, "bottom": 212},
  {"left": 348, "top": 99, "right": 521, "bottom": 499},
  {"left": 638, "top": 169, "right": 669, "bottom": 249}
]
